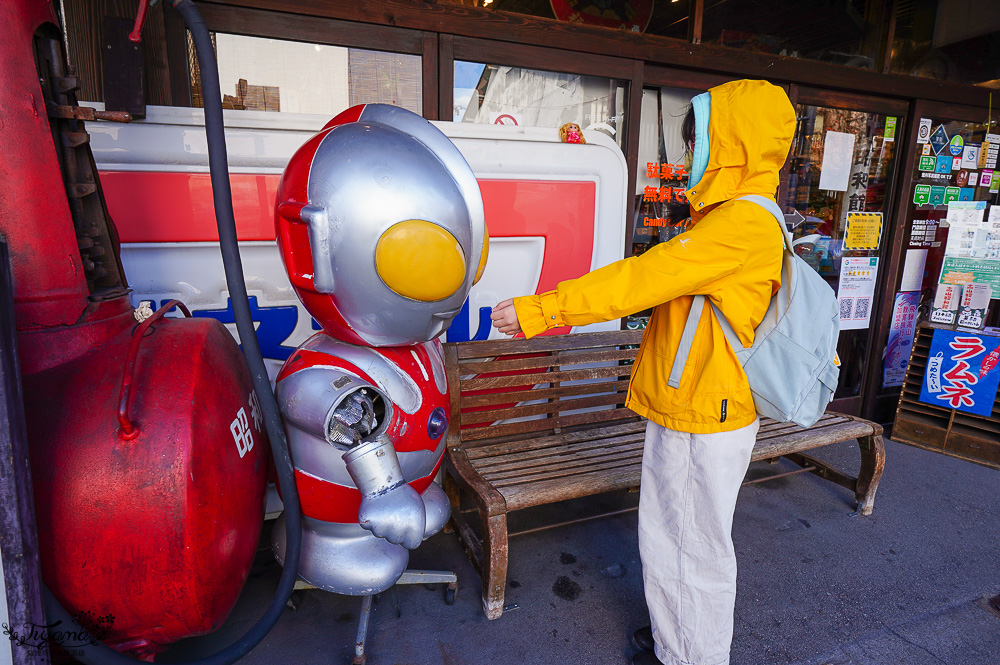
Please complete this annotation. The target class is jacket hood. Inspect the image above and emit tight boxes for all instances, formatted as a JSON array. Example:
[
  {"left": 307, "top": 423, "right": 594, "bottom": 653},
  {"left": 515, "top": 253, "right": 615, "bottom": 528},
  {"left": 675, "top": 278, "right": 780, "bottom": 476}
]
[{"left": 686, "top": 80, "right": 796, "bottom": 216}]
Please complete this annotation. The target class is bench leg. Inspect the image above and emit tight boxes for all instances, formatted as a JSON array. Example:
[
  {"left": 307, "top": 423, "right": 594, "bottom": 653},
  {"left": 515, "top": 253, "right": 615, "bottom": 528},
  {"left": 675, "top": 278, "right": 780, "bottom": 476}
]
[
  {"left": 481, "top": 512, "right": 509, "bottom": 620},
  {"left": 855, "top": 433, "right": 885, "bottom": 516},
  {"left": 443, "top": 469, "right": 461, "bottom": 533}
]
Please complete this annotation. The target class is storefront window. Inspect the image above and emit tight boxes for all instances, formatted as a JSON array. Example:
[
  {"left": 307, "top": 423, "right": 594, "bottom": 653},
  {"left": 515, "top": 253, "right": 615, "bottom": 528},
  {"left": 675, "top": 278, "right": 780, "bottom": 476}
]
[
  {"left": 703, "top": 0, "right": 881, "bottom": 69},
  {"left": 632, "top": 87, "right": 698, "bottom": 258},
  {"left": 890, "top": 1, "right": 1000, "bottom": 87},
  {"left": 782, "top": 105, "right": 900, "bottom": 398},
  {"left": 623, "top": 86, "right": 700, "bottom": 330},
  {"left": 189, "top": 33, "right": 422, "bottom": 115},
  {"left": 897, "top": 117, "right": 1000, "bottom": 330},
  {"left": 455, "top": 61, "right": 628, "bottom": 151}
]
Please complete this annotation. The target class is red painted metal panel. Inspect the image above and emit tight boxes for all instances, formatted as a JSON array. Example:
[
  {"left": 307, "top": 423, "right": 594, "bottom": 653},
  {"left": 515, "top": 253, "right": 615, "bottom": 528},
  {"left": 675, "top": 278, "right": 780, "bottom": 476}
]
[
  {"left": 478, "top": 179, "right": 595, "bottom": 295},
  {"left": 101, "top": 171, "right": 282, "bottom": 242},
  {"left": 0, "top": 0, "right": 89, "bottom": 329}
]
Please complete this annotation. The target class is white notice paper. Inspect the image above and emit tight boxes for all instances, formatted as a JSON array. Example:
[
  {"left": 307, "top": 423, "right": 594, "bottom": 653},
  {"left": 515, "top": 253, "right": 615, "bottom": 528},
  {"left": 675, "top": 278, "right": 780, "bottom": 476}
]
[
  {"left": 900, "top": 249, "right": 928, "bottom": 292},
  {"left": 818, "top": 131, "right": 856, "bottom": 192},
  {"left": 838, "top": 257, "right": 879, "bottom": 330},
  {"left": 945, "top": 201, "right": 989, "bottom": 257}
]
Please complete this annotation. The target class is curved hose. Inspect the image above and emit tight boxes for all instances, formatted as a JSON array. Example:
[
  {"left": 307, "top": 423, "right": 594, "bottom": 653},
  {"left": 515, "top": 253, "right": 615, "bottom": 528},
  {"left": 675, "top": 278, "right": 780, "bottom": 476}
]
[{"left": 42, "top": 1, "right": 302, "bottom": 662}]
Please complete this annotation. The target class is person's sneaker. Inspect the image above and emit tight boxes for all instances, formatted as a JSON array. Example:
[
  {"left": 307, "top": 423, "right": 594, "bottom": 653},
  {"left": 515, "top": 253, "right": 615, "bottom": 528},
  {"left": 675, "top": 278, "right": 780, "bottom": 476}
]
[
  {"left": 631, "top": 625, "right": 654, "bottom": 651},
  {"left": 631, "top": 650, "right": 664, "bottom": 665}
]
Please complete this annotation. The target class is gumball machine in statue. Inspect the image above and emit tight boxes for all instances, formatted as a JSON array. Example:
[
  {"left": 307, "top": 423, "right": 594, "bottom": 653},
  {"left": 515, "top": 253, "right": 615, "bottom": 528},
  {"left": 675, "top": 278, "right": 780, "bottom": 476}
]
[{"left": 270, "top": 104, "right": 488, "bottom": 595}]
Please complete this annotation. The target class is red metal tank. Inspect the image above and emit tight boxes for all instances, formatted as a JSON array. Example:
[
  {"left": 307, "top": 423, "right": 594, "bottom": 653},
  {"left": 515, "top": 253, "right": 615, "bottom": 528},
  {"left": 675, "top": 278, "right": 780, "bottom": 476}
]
[
  {"left": 2, "top": 0, "right": 269, "bottom": 657},
  {"left": 22, "top": 309, "right": 269, "bottom": 658}
]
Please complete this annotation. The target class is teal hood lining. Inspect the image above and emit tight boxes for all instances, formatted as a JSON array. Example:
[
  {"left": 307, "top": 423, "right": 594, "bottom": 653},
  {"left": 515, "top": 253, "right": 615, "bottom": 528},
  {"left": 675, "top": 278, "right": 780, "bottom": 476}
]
[{"left": 687, "top": 92, "right": 711, "bottom": 190}]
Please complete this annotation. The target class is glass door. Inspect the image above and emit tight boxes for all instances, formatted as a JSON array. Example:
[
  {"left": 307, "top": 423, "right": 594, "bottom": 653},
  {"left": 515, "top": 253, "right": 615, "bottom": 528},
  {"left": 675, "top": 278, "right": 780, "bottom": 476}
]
[
  {"left": 782, "top": 88, "right": 908, "bottom": 415},
  {"left": 890, "top": 100, "right": 1000, "bottom": 469}
]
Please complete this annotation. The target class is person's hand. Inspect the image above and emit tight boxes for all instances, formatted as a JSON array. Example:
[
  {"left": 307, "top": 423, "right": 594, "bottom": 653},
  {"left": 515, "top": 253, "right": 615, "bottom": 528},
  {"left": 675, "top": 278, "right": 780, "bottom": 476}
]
[{"left": 491, "top": 299, "right": 522, "bottom": 336}]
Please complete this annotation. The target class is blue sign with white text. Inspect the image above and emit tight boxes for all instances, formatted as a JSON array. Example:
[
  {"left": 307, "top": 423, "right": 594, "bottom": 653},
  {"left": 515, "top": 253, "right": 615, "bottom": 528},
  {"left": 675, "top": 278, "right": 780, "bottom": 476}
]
[
  {"left": 929, "top": 124, "right": 950, "bottom": 155},
  {"left": 919, "top": 328, "right": 1000, "bottom": 417}
]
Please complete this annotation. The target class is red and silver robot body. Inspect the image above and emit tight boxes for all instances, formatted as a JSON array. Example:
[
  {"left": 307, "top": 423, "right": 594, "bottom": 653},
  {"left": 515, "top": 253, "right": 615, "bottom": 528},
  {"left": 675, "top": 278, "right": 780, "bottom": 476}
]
[{"left": 271, "top": 104, "right": 487, "bottom": 595}]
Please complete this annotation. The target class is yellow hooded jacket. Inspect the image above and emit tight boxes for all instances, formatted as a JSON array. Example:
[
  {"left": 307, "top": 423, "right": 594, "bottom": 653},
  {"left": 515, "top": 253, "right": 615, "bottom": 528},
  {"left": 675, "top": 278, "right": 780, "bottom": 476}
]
[{"left": 512, "top": 80, "right": 797, "bottom": 434}]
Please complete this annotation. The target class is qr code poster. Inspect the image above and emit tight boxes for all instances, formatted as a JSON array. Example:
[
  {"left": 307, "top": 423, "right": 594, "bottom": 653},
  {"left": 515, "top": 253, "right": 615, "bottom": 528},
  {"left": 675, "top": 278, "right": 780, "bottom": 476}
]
[{"left": 838, "top": 257, "right": 879, "bottom": 330}]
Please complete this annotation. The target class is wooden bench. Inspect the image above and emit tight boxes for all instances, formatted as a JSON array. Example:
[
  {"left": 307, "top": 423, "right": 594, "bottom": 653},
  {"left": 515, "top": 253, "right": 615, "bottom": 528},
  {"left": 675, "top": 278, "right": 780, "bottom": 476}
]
[{"left": 441, "top": 330, "right": 885, "bottom": 619}]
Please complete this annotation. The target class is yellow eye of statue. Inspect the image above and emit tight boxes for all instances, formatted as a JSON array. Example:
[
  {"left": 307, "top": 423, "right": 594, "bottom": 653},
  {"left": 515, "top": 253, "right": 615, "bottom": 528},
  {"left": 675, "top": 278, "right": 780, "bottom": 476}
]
[
  {"left": 375, "top": 220, "right": 467, "bottom": 302},
  {"left": 474, "top": 225, "right": 490, "bottom": 285}
]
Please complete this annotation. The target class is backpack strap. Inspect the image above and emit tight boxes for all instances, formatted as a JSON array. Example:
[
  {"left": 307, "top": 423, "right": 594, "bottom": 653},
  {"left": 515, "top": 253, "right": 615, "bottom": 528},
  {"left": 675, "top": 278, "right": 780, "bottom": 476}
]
[
  {"left": 667, "top": 295, "right": 705, "bottom": 388},
  {"left": 667, "top": 195, "right": 787, "bottom": 389}
]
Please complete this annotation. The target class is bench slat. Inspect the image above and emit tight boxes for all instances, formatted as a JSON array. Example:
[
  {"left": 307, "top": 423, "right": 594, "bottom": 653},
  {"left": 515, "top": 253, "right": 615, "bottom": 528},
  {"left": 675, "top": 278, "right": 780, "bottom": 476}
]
[
  {"left": 458, "top": 348, "right": 637, "bottom": 375},
  {"left": 758, "top": 423, "right": 875, "bottom": 452},
  {"left": 486, "top": 447, "right": 645, "bottom": 485},
  {"left": 467, "top": 428, "right": 647, "bottom": 461},
  {"left": 758, "top": 414, "right": 843, "bottom": 435},
  {"left": 460, "top": 381, "right": 628, "bottom": 410},
  {"left": 461, "top": 364, "right": 633, "bottom": 392},
  {"left": 462, "top": 408, "right": 642, "bottom": 441},
  {"left": 478, "top": 440, "right": 645, "bottom": 477},
  {"left": 462, "top": 391, "right": 630, "bottom": 425},
  {"left": 462, "top": 419, "right": 647, "bottom": 452},
  {"left": 449, "top": 330, "right": 644, "bottom": 359},
  {"left": 499, "top": 463, "right": 643, "bottom": 511}
]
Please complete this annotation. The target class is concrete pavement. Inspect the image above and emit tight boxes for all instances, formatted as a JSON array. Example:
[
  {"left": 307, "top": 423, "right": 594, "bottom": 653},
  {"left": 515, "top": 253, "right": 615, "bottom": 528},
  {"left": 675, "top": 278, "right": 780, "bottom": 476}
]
[{"left": 161, "top": 437, "right": 1000, "bottom": 665}]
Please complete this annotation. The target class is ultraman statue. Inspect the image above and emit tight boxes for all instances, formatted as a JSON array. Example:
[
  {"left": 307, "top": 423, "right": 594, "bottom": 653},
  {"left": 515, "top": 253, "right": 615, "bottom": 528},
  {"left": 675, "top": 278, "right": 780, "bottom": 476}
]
[{"left": 271, "top": 104, "right": 488, "bottom": 595}]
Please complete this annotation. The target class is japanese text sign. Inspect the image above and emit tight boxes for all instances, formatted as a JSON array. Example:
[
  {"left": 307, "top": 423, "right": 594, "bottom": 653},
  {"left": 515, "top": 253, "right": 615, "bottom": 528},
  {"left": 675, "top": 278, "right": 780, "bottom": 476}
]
[
  {"left": 919, "top": 329, "right": 1000, "bottom": 417},
  {"left": 844, "top": 212, "right": 883, "bottom": 250},
  {"left": 884, "top": 291, "right": 920, "bottom": 388}
]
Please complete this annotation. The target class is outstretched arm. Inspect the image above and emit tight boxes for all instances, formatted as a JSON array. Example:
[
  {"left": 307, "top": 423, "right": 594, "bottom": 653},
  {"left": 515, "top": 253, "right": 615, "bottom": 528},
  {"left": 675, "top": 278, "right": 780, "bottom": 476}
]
[
  {"left": 495, "top": 217, "right": 750, "bottom": 338},
  {"left": 491, "top": 298, "right": 522, "bottom": 336}
]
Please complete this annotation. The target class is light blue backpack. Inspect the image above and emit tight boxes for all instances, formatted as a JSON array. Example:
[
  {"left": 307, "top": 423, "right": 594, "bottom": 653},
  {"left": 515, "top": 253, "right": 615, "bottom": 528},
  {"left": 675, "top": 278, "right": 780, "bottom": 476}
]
[{"left": 668, "top": 194, "right": 840, "bottom": 428}]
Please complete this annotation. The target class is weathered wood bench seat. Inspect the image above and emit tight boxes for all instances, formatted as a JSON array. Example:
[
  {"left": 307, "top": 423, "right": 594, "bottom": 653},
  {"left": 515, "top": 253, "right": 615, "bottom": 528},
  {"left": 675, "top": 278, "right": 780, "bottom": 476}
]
[{"left": 442, "top": 330, "right": 885, "bottom": 619}]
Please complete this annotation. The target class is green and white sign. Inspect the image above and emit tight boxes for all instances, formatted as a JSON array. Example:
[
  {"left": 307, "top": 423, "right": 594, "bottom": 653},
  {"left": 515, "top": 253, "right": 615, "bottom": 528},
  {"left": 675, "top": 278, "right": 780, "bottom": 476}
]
[
  {"left": 940, "top": 256, "right": 1000, "bottom": 297},
  {"left": 913, "top": 184, "right": 931, "bottom": 205},
  {"left": 919, "top": 155, "right": 936, "bottom": 171},
  {"left": 885, "top": 117, "right": 897, "bottom": 141},
  {"left": 949, "top": 134, "right": 965, "bottom": 156},
  {"left": 944, "top": 186, "right": 961, "bottom": 203}
]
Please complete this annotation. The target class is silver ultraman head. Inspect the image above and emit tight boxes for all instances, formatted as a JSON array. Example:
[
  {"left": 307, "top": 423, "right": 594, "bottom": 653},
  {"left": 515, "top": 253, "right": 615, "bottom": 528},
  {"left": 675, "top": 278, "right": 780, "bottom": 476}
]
[{"left": 275, "top": 103, "right": 488, "bottom": 347}]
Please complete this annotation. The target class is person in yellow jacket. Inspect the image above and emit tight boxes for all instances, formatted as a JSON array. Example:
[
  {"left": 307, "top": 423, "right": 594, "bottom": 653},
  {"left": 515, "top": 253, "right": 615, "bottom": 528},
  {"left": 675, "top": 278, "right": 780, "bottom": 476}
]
[{"left": 492, "top": 79, "right": 796, "bottom": 665}]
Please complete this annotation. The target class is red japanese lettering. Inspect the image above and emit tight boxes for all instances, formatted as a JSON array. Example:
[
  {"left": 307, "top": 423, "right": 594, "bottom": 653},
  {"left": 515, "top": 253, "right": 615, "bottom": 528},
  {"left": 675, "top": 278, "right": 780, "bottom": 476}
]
[
  {"left": 949, "top": 337, "right": 986, "bottom": 360},
  {"left": 943, "top": 361, "right": 977, "bottom": 385},
  {"left": 940, "top": 383, "right": 976, "bottom": 408}
]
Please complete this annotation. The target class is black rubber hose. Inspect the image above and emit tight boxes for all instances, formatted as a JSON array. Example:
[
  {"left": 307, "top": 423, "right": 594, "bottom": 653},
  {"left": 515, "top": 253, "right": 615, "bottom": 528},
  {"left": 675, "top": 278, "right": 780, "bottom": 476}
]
[{"left": 42, "top": 1, "right": 302, "bottom": 663}]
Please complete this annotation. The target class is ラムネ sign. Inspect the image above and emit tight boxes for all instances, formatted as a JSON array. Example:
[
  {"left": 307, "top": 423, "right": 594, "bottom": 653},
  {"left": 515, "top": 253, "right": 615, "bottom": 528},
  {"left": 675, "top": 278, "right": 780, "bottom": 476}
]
[{"left": 919, "top": 328, "right": 1000, "bottom": 417}]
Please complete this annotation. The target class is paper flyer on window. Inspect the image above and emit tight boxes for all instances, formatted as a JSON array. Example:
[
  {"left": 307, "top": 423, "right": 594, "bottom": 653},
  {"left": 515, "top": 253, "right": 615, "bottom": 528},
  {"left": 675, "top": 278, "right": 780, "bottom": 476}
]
[
  {"left": 818, "top": 131, "right": 856, "bottom": 192},
  {"left": 883, "top": 291, "right": 920, "bottom": 388},
  {"left": 838, "top": 257, "right": 879, "bottom": 330}
]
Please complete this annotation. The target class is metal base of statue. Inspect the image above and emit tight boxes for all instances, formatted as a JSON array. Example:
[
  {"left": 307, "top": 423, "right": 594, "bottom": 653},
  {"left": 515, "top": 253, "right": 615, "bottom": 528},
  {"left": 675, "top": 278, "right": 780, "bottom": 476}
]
[{"left": 290, "top": 570, "right": 458, "bottom": 665}]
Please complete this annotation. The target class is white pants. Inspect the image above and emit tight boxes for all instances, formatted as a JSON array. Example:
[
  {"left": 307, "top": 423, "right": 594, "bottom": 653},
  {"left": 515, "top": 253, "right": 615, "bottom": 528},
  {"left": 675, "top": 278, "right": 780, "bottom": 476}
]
[{"left": 638, "top": 419, "right": 758, "bottom": 665}]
